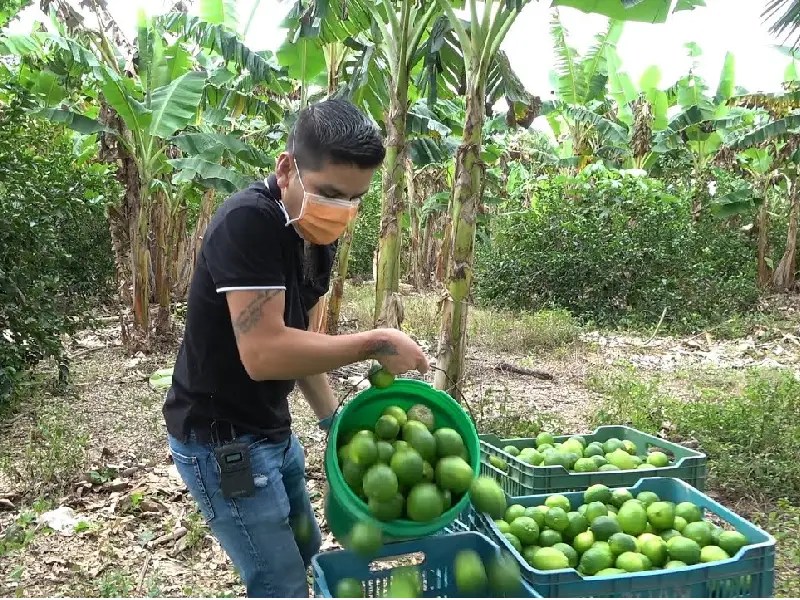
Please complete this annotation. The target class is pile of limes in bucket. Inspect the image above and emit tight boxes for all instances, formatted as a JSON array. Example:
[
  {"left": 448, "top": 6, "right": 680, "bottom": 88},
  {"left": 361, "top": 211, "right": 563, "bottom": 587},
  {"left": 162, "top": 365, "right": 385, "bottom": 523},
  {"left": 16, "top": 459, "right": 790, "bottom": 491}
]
[
  {"left": 337, "top": 401, "right": 476, "bottom": 524},
  {"left": 493, "top": 484, "right": 750, "bottom": 576}
]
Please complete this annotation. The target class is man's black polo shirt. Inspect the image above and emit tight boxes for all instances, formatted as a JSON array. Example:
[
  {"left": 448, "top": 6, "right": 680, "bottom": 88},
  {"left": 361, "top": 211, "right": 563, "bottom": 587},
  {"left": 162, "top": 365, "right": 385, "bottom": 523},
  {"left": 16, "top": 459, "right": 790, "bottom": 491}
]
[{"left": 163, "top": 174, "right": 336, "bottom": 443}]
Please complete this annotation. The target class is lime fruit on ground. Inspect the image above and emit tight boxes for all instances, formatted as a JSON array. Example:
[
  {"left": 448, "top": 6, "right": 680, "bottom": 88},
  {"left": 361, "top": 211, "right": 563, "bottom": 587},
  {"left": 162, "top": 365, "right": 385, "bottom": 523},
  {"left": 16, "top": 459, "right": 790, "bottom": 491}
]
[
  {"left": 382, "top": 406, "right": 407, "bottom": 428},
  {"left": 454, "top": 549, "right": 488, "bottom": 595},
  {"left": 335, "top": 578, "right": 363, "bottom": 598},
  {"left": 718, "top": 530, "right": 748, "bottom": 556},
  {"left": 362, "top": 464, "right": 398, "bottom": 503},
  {"left": 611, "top": 488, "right": 634, "bottom": 508},
  {"left": 503, "top": 445, "right": 520, "bottom": 456},
  {"left": 390, "top": 448, "right": 424, "bottom": 487},
  {"left": 665, "top": 560, "right": 687, "bottom": 569},
  {"left": 495, "top": 519, "right": 511, "bottom": 534},
  {"left": 376, "top": 441, "right": 394, "bottom": 464},
  {"left": 666, "top": 536, "right": 702, "bottom": 565},
  {"left": 544, "top": 507, "right": 570, "bottom": 532},
  {"left": 564, "top": 512, "right": 590, "bottom": 540},
  {"left": 591, "top": 516, "right": 622, "bottom": 541},
  {"left": 487, "top": 552, "right": 522, "bottom": 596},
  {"left": 545, "top": 494, "right": 571, "bottom": 512},
  {"left": 406, "top": 404, "right": 435, "bottom": 431},
  {"left": 578, "top": 546, "right": 615, "bottom": 575},
  {"left": 532, "top": 547, "right": 570, "bottom": 570},
  {"left": 573, "top": 530, "right": 595, "bottom": 554},
  {"left": 536, "top": 432, "right": 555, "bottom": 447},
  {"left": 553, "top": 543, "right": 579, "bottom": 568},
  {"left": 346, "top": 522, "right": 382, "bottom": 558},
  {"left": 618, "top": 500, "right": 648, "bottom": 536},
  {"left": 636, "top": 491, "right": 660, "bottom": 508},
  {"left": 640, "top": 536, "right": 668, "bottom": 567},
  {"left": 349, "top": 435, "right": 378, "bottom": 467},
  {"left": 585, "top": 501, "right": 608, "bottom": 523},
  {"left": 646, "top": 501, "right": 675, "bottom": 531},
  {"left": 616, "top": 551, "right": 648, "bottom": 572},
  {"left": 682, "top": 521, "right": 713, "bottom": 547},
  {"left": 509, "top": 516, "right": 540, "bottom": 546},
  {"left": 469, "top": 476, "right": 507, "bottom": 519},
  {"left": 538, "top": 529, "right": 563, "bottom": 547},
  {"left": 402, "top": 422, "right": 437, "bottom": 463},
  {"left": 674, "top": 501, "right": 702, "bottom": 523},
  {"left": 434, "top": 427, "right": 466, "bottom": 458},
  {"left": 574, "top": 458, "right": 597, "bottom": 472},
  {"left": 659, "top": 528, "right": 681, "bottom": 542},
  {"left": 369, "top": 493, "right": 404, "bottom": 521},
  {"left": 700, "top": 545, "right": 731, "bottom": 563},
  {"left": 503, "top": 532, "right": 522, "bottom": 552},
  {"left": 647, "top": 451, "right": 669, "bottom": 467},
  {"left": 368, "top": 364, "right": 395, "bottom": 389},
  {"left": 608, "top": 532, "right": 638, "bottom": 556},
  {"left": 585, "top": 484, "right": 613, "bottom": 505},
  {"left": 406, "top": 483, "right": 444, "bottom": 522},
  {"left": 375, "top": 415, "right": 400, "bottom": 441},
  {"left": 505, "top": 504, "right": 526, "bottom": 523},
  {"left": 435, "top": 456, "right": 473, "bottom": 494}
]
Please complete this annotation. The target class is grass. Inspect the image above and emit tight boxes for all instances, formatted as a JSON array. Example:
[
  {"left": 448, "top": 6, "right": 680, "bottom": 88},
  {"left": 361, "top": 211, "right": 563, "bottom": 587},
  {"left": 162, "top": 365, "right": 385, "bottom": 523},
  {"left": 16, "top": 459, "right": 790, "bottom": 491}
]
[
  {"left": 751, "top": 498, "right": 800, "bottom": 597},
  {"left": 340, "top": 282, "right": 579, "bottom": 354}
]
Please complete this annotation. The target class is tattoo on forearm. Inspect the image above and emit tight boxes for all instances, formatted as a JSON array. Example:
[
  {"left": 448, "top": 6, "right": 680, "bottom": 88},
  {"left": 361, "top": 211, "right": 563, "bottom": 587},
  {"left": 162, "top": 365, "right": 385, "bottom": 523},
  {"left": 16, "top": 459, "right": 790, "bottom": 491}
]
[
  {"left": 368, "top": 339, "right": 399, "bottom": 356},
  {"left": 232, "top": 290, "right": 280, "bottom": 337}
]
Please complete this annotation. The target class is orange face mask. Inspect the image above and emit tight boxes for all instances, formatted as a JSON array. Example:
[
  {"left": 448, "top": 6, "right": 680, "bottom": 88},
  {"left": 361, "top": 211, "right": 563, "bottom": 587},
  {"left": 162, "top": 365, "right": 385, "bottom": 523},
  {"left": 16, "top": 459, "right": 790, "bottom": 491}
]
[{"left": 280, "top": 159, "right": 359, "bottom": 246}]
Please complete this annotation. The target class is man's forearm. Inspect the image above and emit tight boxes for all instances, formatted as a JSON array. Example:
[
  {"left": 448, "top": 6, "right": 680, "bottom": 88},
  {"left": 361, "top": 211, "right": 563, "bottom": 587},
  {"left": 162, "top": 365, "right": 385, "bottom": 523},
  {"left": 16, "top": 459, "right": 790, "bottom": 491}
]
[
  {"left": 297, "top": 372, "right": 338, "bottom": 420},
  {"left": 241, "top": 327, "right": 393, "bottom": 381}
]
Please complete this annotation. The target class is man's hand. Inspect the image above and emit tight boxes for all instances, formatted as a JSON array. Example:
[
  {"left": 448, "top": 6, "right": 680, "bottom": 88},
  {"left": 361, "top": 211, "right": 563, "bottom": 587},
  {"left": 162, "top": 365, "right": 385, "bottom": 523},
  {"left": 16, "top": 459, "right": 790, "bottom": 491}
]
[{"left": 366, "top": 328, "right": 429, "bottom": 376}]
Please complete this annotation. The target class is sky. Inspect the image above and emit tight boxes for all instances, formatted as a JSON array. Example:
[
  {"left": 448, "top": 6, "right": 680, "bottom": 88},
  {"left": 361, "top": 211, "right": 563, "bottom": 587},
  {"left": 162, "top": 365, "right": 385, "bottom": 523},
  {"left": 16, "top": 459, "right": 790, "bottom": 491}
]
[{"left": 6, "top": 0, "right": 793, "bottom": 102}]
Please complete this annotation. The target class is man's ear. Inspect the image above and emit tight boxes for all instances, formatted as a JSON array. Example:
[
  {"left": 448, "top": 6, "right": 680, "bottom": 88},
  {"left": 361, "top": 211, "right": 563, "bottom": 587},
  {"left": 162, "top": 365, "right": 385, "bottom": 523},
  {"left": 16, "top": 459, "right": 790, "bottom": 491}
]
[{"left": 275, "top": 151, "right": 294, "bottom": 188}]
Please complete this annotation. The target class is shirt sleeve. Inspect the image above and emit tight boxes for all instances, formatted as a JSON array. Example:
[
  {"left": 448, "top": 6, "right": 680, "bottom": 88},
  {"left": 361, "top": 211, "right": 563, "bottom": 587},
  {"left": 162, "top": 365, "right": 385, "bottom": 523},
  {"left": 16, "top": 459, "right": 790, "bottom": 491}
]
[{"left": 202, "top": 205, "right": 286, "bottom": 293}]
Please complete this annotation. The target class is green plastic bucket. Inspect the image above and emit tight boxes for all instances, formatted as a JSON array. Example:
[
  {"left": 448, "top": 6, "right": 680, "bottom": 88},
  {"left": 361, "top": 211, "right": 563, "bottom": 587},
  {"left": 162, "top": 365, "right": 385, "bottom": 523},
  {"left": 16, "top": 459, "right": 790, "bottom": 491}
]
[{"left": 324, "top": 378, "right": 479, "bottom": 543}]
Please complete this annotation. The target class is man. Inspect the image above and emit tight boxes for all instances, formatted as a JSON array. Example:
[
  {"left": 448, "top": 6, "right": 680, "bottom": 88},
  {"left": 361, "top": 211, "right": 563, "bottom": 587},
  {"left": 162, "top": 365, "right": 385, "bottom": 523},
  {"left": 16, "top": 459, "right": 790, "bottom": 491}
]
[{"left": 162, "top": 99, "right": 428, "bottom": 598}]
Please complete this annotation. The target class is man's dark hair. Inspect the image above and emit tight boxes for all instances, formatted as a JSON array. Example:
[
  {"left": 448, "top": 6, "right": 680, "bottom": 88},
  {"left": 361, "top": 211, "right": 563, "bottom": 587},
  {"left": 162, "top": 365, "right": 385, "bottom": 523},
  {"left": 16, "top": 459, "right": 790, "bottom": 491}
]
[{"left": 288, "top": 98, "right": 385, "bottom": 171}]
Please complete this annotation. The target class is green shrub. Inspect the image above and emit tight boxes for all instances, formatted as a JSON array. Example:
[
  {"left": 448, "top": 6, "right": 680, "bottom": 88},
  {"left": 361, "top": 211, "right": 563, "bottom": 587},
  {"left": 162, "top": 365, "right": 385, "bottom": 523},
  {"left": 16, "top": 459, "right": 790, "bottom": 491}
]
[
  {"left": 349, "top": 179, "right": 381, "bottom": 278},
  {"left": 589, "top": 366, "right": 800, "bottom": 501},
  {"left": 0, "top": 98, "right": 119, "bottom": 404},
  {"left": 475, "top": 166, "right": 759, "bottom": 331}
]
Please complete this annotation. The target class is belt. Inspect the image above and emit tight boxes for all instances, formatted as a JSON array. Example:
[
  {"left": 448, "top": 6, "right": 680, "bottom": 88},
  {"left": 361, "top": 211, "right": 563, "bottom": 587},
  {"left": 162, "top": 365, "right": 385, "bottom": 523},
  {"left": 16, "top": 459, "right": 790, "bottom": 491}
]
[{"left": 188, "top": 420, "right": 291, "bottom": 445}]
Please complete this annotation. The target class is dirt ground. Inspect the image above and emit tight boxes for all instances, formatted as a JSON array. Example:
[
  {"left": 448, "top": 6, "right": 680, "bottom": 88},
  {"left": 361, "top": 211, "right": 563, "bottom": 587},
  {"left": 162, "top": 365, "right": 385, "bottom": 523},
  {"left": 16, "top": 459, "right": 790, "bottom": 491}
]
[{"left": 1, "top": 295, "right": 798, "bottom": 597}]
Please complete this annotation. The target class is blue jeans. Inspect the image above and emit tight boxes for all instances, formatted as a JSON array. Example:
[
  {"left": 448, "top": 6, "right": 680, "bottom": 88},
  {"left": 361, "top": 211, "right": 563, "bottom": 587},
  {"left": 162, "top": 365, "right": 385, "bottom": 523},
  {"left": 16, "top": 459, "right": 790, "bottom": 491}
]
[{"left": 167, "top": 431, "right": 322, "bottom": 597}]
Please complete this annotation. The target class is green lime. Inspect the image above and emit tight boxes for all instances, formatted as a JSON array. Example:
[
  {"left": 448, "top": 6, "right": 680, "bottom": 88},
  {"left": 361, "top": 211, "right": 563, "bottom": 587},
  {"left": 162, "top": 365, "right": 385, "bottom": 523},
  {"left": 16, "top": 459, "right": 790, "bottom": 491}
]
[
  {"left": 574, "top": 458, "right": 597, "bottom": 472},
  {"left": 646, "top": 501, "right": 675, "bottom": 531},
  {"left": 349, "top": 435, "right": 378, "bottom": 467},
  {"left": 531, "top": 546, "right": 570, "bottom": 570},
  {"left": 563, "top": 512, "right": 589, "bottom": 540},
  {"left": 509, "top": 516, "right": 540, "bottom": 546},
  {"left": 435, "top": 456, "right": 473, "bottom": 494},
  {"left": 494, "top": 519, "right": 511, "bottom": 534},
  {"left": 573, "top": 530, "right": 595, "bottom": 554},
  {"left": 617, "top": 500, "right": 648, "bottom": 536},
  {"left": 502, "top": 445, "right": 520, "bottom": 456},
  {"left": 640, "top": 536, "right": 668, "bottom": 567},
  {"left": 362, "top": 464, "right": 398, "bottom": 502},
  {"left": 578, "top": 546, "right": 615, "bottom": 575},
  {"left": 382, "top": 406, "right": 407, "bottom": 428},
  {"left": 375, "top": 415, "right": 400, "bottom": 441},
  {"left": 647, "top": 451, "right": 670, "bottom": 467},
  {"left": 469, "top": 476, "right": 507, "bottom": 520},
  {"left": 718, "top": 530, "right": 748, "bottom": 556},
  {"left": 376, "top": 441, "right": 395, "bottom": 464},
  {"left": 335, "top": 577, "right": 363, "bottom": 597},
  {"left": 603, "top": 438, "right": 625, "bottom": 454},
  {"left": 505, "top": 504, "right": 526, "bottom": 523},
  {"left": 674, "top": 516, "right": 688, "bottom": 532},
  {"left": 537, "top": 529, "right": 562, "bottom": 547},
  {"left": 545, "top": 494, "right": 571, "bottom": 512},
  {"left": 486, "top": 551, "right": 522, "bottom": 596},
  {"left": 402, "top": 421, "right": 436, "bottom": 463},
  {"left": 346, "top": 522, "right": 382, "bottom": 558},
  {"left": 406, "top": 483, "right": 444, "bottom": 522},
  {"left": 544, "top": 507, "right": 570, "bottom": 532},
  {"left": 595, "top": 568, "right": 626, "bottom": 576},
  {"left": 434, "top": 427, "right": 466, "bottom": 458},
  {"left": 422, "top": 461, "right": 434, "bottom": 483},
  {"left": 611, "top": 488, "right": 634, "bottom": 508},
  {"left": 674, "top": 502, "right": 702, "bottom": 523},
  {"left": 390, "top": 449, "right": 424, "bottom": 487},
  {"left": 659, "top": 529, "right": 681, "bottom": 542},
  {"left": 591, "top": 516, "right": 622, "bottom": 541},
  {"left": 700, "top": 545, "right": 730, "bottom": 563},
  {"left": 503, "top": 532, "right": 522, "bottom": 552},
  {"left": 608, "top": 532, "right": 638, "bottom": 556},
  {"left": 369, "top": 493, "right": 404, "bottom": 521},
  {"left": 664, "top": 560, "right": 687, "bottom": 569},
  {"left": 368, "top": 364, "right": 395, "bottom": 389},
  {"left": 615, "top": 551, "right": 648, "bottom": 572},
  {"left": 454, "top": 549, "right": 488, "bottom": 594},
  {"left": 489, "top": 455, "right": 508, "bottom": 472},
  {"left": 666, "top": 536, "right": 701, "bottom": 565},
  {"left": 599, "top": 464, "right": 620, "bottom": 471},
  {"left": 522, "top": 545, "right": 540, "bottom": 565},
  {"left": 536, "top": 432, "right": 555, "bottom": 447},
  {"left": 636, "top": 491, "right": 660, "bottom": 508},
  {"left": 585, "top": 501, "right": 609, "bottom": 523},
  {"left": 584, "top": 443, "right": 605, "bottom": 458},
  {"left": 622, "top": 440, "right": 638, "bottom": 455},
  {"left": 682, "top": 521, "right": 712, "bottom": 547},
  {"left": 553, "top": 542, "right": 578, "bottom": 568},
  {"left": 584, "top": 484, "right": 613, "bottom": 505}
]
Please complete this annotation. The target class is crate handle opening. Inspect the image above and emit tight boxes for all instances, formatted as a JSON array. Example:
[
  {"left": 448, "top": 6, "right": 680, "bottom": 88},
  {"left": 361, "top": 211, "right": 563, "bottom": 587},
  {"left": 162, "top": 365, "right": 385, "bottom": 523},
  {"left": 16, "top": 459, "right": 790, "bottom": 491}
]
[{"left": 368, "top": 551, "right": 426, "bottom": 572}]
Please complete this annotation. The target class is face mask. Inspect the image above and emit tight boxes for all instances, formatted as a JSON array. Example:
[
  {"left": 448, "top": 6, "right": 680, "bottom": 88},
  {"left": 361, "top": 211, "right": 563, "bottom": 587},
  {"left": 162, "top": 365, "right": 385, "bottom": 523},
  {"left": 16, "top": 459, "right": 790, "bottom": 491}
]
[{"left": 275, "top": 159, "right": 359, "bottom": 245}]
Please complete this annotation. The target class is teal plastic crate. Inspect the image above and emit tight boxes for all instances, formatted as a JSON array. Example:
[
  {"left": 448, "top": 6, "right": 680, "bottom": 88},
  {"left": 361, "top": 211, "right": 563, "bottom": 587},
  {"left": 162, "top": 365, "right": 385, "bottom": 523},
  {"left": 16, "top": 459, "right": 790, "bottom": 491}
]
[
  {"left": 311, "top": 531, "right": 542, "bottom": 598},
  {"left": 474, "top": 477, "right": 775, "bottom": 598},
  {"left": 480, "top": 425, "right": 708, "bottom": 495}
]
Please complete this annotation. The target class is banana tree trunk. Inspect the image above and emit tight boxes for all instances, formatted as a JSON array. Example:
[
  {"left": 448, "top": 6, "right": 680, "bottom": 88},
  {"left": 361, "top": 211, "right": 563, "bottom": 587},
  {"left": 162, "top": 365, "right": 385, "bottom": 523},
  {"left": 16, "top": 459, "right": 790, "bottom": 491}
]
[
  {"left": 772, "top": 180, "right": 799, "bottom": 291},
  {"left": 131, "top": 189, "right": 151, "bottom": 347},
  {"left": 434, "top": 82, "right": 485, "bottom": 398},
  {"left": 152, "top": 191, "right": 172, "bottom": 336},
  {"left": 406, "top": 158, "right": 422, "bottom": 289},
  {"left": 326, "top": 218, "right": 358, "bottom": 334},
  {"left": 757, "top": 192, "right": 771, "bottom": 287},
  {"left": 374, "top": 83, "right": 409, "bottom": 328},
  {"left": 175, "top": 188, "right": 215, "bottom": 300}
]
